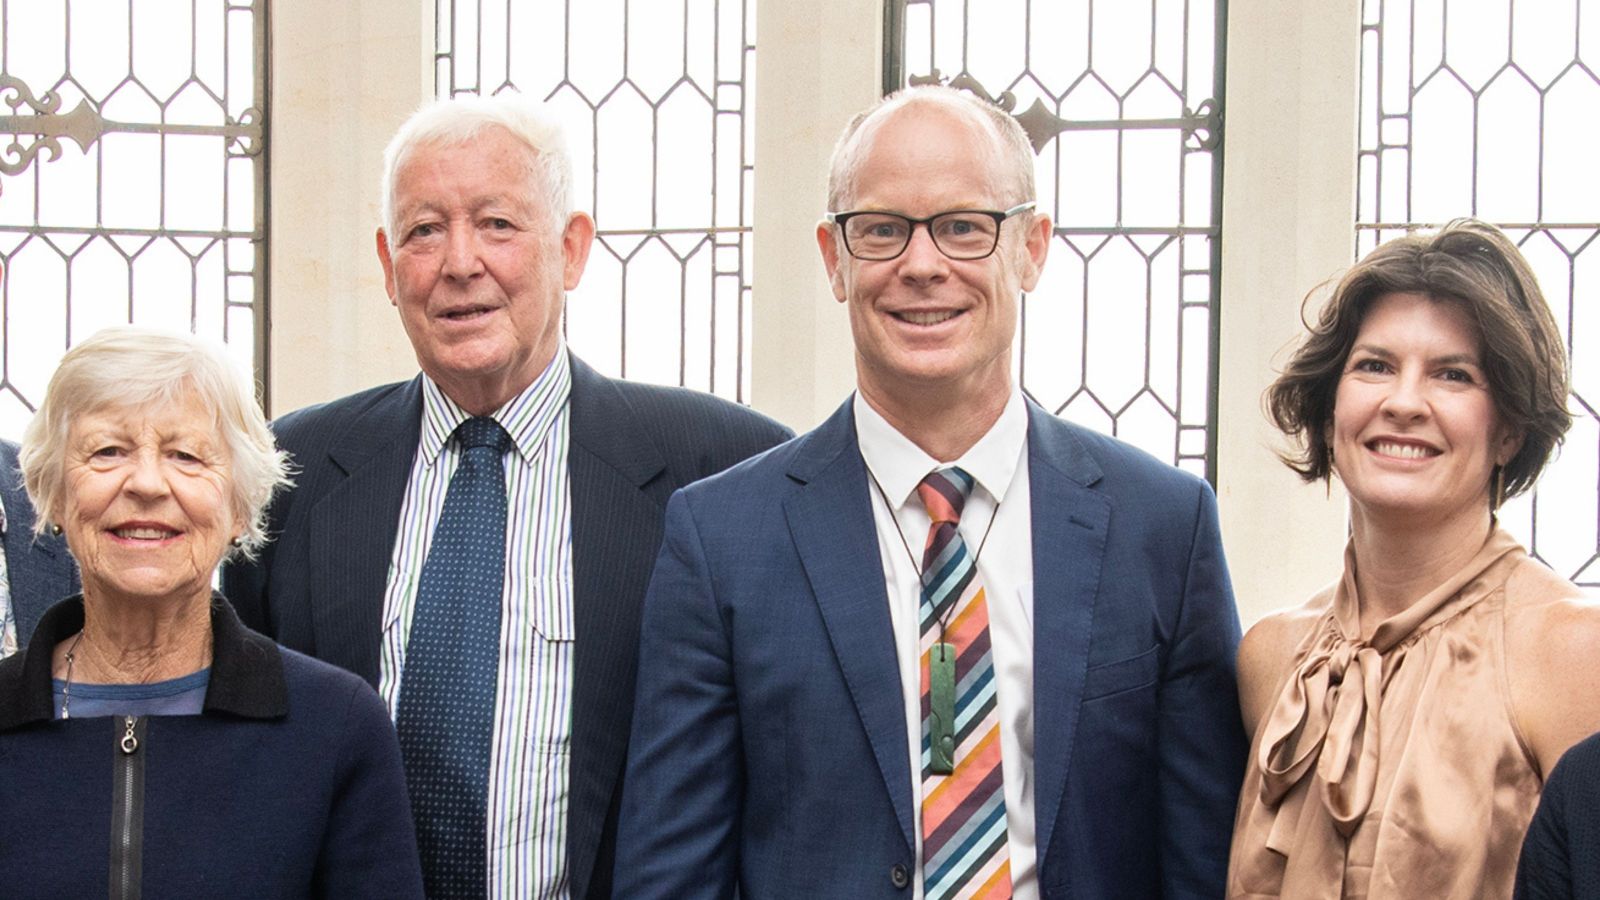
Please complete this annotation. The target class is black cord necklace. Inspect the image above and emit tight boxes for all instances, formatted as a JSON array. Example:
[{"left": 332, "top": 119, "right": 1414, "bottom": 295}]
[{"left": 865, "top": 465, "right": 1000, "bottom": 775}]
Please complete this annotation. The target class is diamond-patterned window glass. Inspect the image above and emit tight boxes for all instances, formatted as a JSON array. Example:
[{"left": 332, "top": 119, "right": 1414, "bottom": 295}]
[
  {"left": 1356, "top": 0, "right": 1599, "bottom": 587},
  {"left": 435, "top": 0, "right": 754, "bottom": 401},
  {"left": 892, "top": 0, "right": 1224, "bottom": 479},
  {"left": 0, "top": 0, "right": 266, "bottom": 440}
]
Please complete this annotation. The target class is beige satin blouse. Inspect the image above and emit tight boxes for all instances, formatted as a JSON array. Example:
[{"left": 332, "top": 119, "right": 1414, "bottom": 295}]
[{"left": 1228, "top": 528, "right": 1548, "bottom": 899}]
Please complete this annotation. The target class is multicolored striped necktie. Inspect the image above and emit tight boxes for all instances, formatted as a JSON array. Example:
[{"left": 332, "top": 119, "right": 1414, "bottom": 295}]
[{"left": 916, "top": 466, "right": 1012, "bottom": 900}]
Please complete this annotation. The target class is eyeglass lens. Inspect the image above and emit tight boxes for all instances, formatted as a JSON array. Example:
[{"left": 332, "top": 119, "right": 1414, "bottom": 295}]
[{"left": 844, "top": 212, "right": 1000, "bottom": 260}]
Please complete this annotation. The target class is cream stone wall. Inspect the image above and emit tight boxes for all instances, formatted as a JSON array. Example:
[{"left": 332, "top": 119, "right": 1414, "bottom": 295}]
[
  {"left": 267, "top": 0, "right": 432, "bottom": 415},
  {"left": 749, "top": 0, "right": 882, "bottom": 430},
  {"left": 1216, "top": 1, "right": 1360, "bottom": 624}
]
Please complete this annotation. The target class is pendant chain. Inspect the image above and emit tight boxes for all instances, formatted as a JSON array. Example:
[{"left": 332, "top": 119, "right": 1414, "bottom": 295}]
[
  {"left": 60, "top": 629, "right": 85, "bottom": 720},
  {"left": 866, "top": 466, "right": 1001, "bottom": 643}
]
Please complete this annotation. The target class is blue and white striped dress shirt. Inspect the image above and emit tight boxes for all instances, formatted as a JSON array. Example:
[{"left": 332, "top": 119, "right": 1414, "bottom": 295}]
[{"left": 379, "top": 350, "right": 574, "bottom": 899}]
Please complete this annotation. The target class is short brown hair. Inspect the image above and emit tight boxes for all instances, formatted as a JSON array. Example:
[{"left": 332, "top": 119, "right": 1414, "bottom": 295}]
[{"left": 1265, "top": 218, "right": 1571, "bottom": 500}]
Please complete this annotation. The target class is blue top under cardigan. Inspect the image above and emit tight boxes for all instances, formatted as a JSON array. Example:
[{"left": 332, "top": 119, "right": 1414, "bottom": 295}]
[{"left": 0, "top": 595, "right": 425, "bottom": 898}]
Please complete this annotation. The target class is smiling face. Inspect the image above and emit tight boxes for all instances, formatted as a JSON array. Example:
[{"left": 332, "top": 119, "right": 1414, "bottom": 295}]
[
  {"left": 817, "top": 104, "right": 1050, "bottom": 417},
  {"left": 61, "top": 390, "right": 238, "bottom": 609},
  {"left": 1331, "top": 291, "right": 1522, "bottom": 528},
  {"left": 377, "top": 126, "right": 595, "bottom": 415}
]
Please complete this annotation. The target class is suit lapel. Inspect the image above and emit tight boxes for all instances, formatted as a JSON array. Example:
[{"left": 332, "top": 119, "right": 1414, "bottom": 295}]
[
  {"left": 1025, "top": 403, "right": 1111, "bottom": 869},
  {"left": 565, "top": 357, "right": 667, "bottom": 900},
  {"left": 784, "top": 400, "right": 915, "bottom": 854},
  {"left": 306, "top": 377, "right": 423, "bottom": 683}
]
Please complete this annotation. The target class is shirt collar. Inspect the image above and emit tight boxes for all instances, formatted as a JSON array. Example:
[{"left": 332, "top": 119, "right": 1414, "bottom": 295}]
[
  {"left": 418, "top": 346, "right": 573, "bottom": 467},
  {"left": 854, "top": 387, "right": 1028, "bottom": 510}
]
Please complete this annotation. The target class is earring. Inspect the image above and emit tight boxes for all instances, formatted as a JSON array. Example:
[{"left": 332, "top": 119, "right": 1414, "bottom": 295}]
[
  {"left": 230, "top": 536, "right": 244, "bottom": 548},
  {"left": 49, "top": 523, "right": 62, "bottom": 536},
  {"left": 1492, "top": 466, "right": 1506, "bottom": 512}
]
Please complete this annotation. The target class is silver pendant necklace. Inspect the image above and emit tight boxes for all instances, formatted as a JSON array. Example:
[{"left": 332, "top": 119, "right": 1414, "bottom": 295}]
[{"left": 60, "top": 630, "right": 84, "bottom": 719}]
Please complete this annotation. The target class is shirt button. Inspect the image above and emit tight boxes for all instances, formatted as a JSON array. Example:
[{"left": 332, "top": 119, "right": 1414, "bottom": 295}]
[{"left": 890, "top": 863, "right": 910, "bottom": 889}]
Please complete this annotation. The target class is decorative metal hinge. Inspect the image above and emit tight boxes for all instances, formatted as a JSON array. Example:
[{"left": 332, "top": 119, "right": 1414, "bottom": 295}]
[
  {"left": 911, "top": 69, "right": 1022, "bottom": 113},
  {"left": 910, "top": 68, "right": 1223, "bottom": 154},
  {"left": 0, "top": 75, "right": 103, "bottom": 176},
  {"left": 0, "top": 74, "right": 264, "bottom": 178}
]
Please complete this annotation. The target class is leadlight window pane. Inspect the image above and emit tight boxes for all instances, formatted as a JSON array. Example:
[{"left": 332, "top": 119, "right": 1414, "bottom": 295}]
[
  {"left": 0, "top": 0, "right": 266, "bottom": 440},
  {"left": 1357, "top": 0, "right": 1600, "bottom": 587},
  {"left": 896, "top": 0, "right": 1224, "bottom": 479},
  {"left": 436, "top": 0, "right": 755, "bottom": 402}
]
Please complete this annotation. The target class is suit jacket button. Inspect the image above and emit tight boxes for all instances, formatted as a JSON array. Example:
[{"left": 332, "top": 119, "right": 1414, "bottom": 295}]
[{"left": 890, "top": 863, "right": 910, "bottom": 889}]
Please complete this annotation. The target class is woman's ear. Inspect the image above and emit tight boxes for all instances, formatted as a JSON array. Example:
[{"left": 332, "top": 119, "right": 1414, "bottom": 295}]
[{"left": 1497, "top": 427, "right": 1525, "bottom": 468}]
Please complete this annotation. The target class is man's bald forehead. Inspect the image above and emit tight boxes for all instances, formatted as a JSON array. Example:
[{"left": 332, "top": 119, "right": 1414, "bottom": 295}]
[{"left": 826, "top": 86, "right": 1035, "bottom": 211}]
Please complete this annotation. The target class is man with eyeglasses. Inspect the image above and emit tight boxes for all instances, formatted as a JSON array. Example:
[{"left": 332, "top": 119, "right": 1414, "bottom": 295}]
[{"left": 615, "top": 85, "right": 1245, "bottom": 899}]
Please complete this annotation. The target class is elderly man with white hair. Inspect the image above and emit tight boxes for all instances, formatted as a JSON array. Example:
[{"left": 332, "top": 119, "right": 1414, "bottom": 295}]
[{"left": 222, "top": 92, "right": 790, "bottom": 898}]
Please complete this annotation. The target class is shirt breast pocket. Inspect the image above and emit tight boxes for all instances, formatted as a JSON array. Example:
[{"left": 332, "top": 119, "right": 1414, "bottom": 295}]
[{"left": 1080, "top": 644, "right": 1159, "bottom": 702}]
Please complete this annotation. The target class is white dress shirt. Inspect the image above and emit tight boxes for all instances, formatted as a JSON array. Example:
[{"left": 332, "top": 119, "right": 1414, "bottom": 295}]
[
  {"left": 855, "top": 389, "right": 1039, "bottom": 900},
  {"left": 379, "top": 349, "right": 575, "bottom": 899}
]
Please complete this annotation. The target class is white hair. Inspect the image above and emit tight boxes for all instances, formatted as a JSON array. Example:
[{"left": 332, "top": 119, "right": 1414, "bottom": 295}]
[
  {"left": 380, "top": 90, "right": 577, "bottom": 239},
  {"left": 19, "top": 326, "right": 291, "bottom": 561},
  {"left": 825, "top": 85, "right": 1037, "bottom": 212}
]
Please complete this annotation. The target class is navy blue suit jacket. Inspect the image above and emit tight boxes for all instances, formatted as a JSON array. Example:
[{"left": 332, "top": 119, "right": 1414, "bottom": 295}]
[
  {"left": 0, "top": 439, "right": 79, "bottom": 644},
  {"left": 616, "top": 398, "right": 1246, "bottom": 898},
  {"left": 1516, "top": 730, "right": 1600, "bottom": 900},
  {"left": 221, "top": 355, "right": 791, "bottom": 900}
]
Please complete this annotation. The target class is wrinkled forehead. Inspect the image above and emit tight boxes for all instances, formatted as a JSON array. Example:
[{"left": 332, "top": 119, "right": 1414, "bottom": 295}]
[
  {"left": 74, "top": 388, "right": 218, "bottom": 435},
  {"left": 392, "top": 128, "right": 544, "bottom": 202}
]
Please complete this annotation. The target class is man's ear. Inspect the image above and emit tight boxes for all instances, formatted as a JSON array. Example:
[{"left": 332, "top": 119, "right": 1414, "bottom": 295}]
[
  {"left": 562, "top": 212, "right": 597, "bottom": 291},
  {"left": 1016, "top": 210, "right": 1052, "bottom": 293},
  {"left": 816, "top": 222, "right": 848, "bottom": 302},
  {"left": 375, "top": 229, "right": 398, "bottom": 305}
]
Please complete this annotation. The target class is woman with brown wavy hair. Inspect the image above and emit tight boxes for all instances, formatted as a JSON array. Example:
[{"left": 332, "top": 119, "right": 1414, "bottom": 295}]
[{"left": 1227, "top": 219, "right": 1600, "bottom": 899}]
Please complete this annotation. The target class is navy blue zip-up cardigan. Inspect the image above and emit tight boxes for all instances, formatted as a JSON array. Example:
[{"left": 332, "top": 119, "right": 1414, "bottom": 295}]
[{"left": 0, "top": 595, "right": 425, "bottom": 898}]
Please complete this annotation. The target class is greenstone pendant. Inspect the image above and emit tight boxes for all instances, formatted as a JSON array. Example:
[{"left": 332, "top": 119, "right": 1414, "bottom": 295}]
[{"left": 929, "top": 642, "right": 956, "bottom": 775}]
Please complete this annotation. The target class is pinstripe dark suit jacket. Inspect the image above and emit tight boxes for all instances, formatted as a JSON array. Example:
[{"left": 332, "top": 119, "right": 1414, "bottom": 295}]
[
  {"left": 221, "top": 354, "right": 791, "bottom": 899},
  {"left": 1, "top": 439, "right": 79, "bottom": 645}
]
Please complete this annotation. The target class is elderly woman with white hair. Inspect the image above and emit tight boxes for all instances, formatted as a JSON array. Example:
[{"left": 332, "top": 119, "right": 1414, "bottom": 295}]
[{"left": 0, "top": 327, "right": 423, "bottom": 898}]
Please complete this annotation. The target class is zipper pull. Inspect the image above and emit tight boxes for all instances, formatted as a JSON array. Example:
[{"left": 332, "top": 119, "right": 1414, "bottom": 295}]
[{"left": 120, "top": 715, "right": 139, "bottom": 755}]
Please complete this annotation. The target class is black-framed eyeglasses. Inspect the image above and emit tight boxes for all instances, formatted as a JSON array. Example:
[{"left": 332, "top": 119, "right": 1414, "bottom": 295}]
[{"left": 825, "top": 202, "right": 1036, "bottom": 261}]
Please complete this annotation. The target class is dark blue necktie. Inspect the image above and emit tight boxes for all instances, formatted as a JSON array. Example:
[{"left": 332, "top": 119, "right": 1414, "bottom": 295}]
[{"left": 396, "top": 416, "right": 511, "bottom": 897}]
